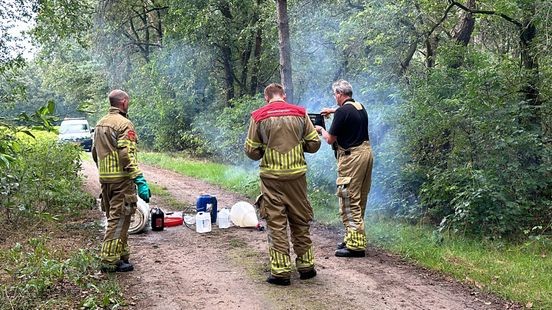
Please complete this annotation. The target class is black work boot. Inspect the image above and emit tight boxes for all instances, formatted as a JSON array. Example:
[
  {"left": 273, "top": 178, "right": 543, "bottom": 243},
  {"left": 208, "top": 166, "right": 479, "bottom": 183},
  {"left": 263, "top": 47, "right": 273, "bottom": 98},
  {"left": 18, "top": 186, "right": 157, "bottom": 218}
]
[
  {"left": 101, "top": 260, "right": 134, "bottom": 273},
  {"left": 266, "top": 275, "right": 291, "bottom": 286},
  {"left": 299, "top": 269, "right": 317, "bottom": 280},
  {"left": 116, "top": 260, "right": 134, "bottom": 272},
  {"left": 335, "top": 248, "right": 365, "bottom": 257},
  {"left": 336, "top": 242, "right": 346, "bottom": 250}
]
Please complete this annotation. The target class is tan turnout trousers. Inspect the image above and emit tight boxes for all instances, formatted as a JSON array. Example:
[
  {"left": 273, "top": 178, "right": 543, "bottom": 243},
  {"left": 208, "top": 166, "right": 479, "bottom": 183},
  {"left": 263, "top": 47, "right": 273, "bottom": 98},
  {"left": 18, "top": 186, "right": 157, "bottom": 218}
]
[
  {"left": 258, "top": 175, "right": 315, "bottom": 278},
  {"left": 100, "top": 179, "right": 137, "bottom": 265},
  {"left": 336, "top": 141, "right": 374, "bottom": 251}
]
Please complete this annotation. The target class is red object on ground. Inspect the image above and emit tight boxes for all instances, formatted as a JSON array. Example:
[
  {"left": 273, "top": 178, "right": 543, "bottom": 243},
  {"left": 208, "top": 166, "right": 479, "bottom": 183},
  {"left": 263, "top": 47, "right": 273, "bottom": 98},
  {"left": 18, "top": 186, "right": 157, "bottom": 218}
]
[{"left": 164, "top": 216, "right": 183, "bottom": 227}]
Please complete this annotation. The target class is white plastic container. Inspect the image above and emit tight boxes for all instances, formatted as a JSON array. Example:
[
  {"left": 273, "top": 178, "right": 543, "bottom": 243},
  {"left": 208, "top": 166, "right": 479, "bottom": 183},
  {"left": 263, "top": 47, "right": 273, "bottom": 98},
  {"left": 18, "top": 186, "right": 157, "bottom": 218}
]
[
  {"left": 128, "top": 196, "right": 150, "bottom": 234},
  {"left": 230, "top": 201, "right": 258, "bottom": 227},
  {"left": 195, "top": 211, "right": 212, "bottom": 233},
  {"left": 184, "top": 214, "right": 196, "bottom": 225},
  {"left": 218, "top": 208, "right": 231, "bottom": 229}
]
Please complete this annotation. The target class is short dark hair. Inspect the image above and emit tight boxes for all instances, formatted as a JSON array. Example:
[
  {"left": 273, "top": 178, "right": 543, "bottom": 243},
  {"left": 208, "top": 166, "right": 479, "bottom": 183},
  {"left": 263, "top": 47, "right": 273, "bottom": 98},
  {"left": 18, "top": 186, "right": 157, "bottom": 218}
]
[
  {"left": 264, "top": 83, "right": 285, "bottom": 100},
  {"left": 108, "top": 89, "right": 129, "bottom": 106}
]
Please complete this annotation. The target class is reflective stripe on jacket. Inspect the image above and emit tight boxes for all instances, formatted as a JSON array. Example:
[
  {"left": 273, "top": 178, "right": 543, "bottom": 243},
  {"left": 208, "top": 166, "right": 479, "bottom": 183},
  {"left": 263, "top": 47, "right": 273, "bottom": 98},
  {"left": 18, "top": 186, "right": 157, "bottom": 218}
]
[
  {"left": 244, "top": 101, "right": 320, "bottom": 180},
  {"left": 92, "top": 107, "right": 142, "bottom": 183}
]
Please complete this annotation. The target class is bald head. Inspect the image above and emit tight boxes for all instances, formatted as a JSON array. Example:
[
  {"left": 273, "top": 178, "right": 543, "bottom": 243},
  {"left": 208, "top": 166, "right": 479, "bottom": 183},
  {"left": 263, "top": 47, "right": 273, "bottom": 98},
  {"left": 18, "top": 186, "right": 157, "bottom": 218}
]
[
  {"left": 108, "top": 89, "right": 130, "bottom": 113},
  {"left": 108, "top": 90, "right": 129, "bottom": 107}
]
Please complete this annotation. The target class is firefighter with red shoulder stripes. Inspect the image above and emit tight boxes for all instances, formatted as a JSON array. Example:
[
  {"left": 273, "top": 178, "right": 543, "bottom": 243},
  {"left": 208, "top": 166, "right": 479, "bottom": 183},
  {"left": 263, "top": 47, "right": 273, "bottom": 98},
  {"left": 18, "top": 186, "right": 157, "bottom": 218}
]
[
  {"left": 245, "top": 83, "right": 321, "bottom": 286},
  {"left": 92, "top": 89, "right": 151, "bottom": 272},
  {"left": 316, "top": 80, "right": 374, "bottom": 258}
]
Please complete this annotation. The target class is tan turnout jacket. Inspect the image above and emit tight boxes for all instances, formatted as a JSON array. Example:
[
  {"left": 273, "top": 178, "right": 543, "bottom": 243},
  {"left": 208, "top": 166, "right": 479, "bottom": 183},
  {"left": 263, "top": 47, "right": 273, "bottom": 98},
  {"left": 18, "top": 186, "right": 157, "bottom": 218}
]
[
  {"left": 244, "top": 100, "right": 320, "bottom": 180},
  {"left": 92, "top": 107, "right": 141, "bottom": 183}
]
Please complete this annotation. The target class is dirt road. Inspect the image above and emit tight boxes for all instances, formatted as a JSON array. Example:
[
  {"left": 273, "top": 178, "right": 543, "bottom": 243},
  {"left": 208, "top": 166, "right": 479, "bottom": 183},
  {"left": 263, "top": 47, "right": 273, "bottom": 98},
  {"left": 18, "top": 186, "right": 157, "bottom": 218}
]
[{"left": 81, "top": 159, "right": 519, "bottom": 310}]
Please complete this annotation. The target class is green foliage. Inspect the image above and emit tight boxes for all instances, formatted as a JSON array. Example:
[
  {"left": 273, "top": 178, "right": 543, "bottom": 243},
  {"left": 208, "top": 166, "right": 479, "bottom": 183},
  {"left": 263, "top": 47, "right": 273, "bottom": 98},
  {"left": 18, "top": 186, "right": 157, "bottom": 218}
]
[
  {"left": 193, "top": 95, "right": 264, "bottom": 163},
  {"left": 0, "top": 102, "right": 57, "bottom": 167},
  {"left": 378, "top": 46, "right": 552, "bottom": 238},
  {"left": 123, "top": 41, "right": 217, "bottom": 153},
  {"left": 0, "top": 129, "right": 92, "bottom": 224},
  {"left": 0, "top": 238, "right": 123, "bottom": 310},
  {"left": 0, "top": 2, "right": 33, "bottom": 68},
  {"left": 166, "top": 0, "right": 279, "bottom": 98},
  {"left": 365, "top": 219, "right": 552, "bottom": 309},
  {"left": 32, "top": 0, "right": 94, "bottom": 48}
]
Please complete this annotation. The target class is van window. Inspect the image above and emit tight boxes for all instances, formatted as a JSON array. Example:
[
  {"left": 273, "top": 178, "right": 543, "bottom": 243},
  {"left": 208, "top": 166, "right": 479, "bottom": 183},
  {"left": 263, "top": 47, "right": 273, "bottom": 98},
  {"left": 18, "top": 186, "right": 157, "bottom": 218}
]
[{"left": 60, "top": 123, "right": 89, "bottom": 134}]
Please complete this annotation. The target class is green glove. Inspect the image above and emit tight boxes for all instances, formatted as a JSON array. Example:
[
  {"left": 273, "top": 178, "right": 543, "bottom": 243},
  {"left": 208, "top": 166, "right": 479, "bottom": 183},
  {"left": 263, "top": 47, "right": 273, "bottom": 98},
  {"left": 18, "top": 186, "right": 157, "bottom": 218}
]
[{"left": 133, "top": 174, "right": 151, "bottom": 203}]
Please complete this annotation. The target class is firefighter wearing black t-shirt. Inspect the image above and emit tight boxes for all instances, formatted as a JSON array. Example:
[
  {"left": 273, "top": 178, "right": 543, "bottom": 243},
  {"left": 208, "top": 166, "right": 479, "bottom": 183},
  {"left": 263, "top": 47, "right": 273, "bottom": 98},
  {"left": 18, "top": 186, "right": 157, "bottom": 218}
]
[{"left": 315, "top": 79, "right": 374, "bottom": 257}]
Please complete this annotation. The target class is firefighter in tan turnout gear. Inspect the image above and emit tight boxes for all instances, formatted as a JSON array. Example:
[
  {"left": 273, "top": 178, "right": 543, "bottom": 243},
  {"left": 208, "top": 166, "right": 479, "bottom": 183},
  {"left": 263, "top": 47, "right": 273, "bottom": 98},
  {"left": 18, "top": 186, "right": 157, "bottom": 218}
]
[
  {"left": 316, "top": 80, "right": 374, "bottom": 258},
  {"left": 245, "top": 83, "right": 321, "bottom": 286},
  {"left": 92, "top": 89, "right": 151, "bottom": 272}
]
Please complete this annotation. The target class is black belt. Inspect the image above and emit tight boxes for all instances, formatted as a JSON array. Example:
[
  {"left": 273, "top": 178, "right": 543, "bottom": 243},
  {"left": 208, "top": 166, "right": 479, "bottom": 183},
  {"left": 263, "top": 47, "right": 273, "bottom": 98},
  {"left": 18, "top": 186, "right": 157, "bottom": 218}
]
[{"left": 338, "top": 140, "right": 370, "bottom": 156}]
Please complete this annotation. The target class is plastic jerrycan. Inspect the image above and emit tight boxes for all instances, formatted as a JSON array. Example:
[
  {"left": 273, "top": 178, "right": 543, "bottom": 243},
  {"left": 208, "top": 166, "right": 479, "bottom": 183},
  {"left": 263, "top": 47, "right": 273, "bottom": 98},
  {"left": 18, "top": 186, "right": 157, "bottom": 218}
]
[
  {"left": 217, "top": 208, "right": 231, "bottom": 229},
  {"left": 195, "top": 211, "right": 212, "bottom": 233},
  {"left": 196, "top": 194, "right": 217, "bottom": 224},
  {"left": 151, "top": 207, "right": 165, "bottom": 231}
]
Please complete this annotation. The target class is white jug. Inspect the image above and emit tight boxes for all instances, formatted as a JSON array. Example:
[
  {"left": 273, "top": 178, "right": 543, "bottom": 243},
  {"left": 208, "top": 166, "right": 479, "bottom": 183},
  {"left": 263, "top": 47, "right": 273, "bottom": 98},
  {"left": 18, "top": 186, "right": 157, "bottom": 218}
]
[
  {"left": 218, "top": 208, "right": 231, "bottom": 229},
  {"left": 195, "top": 211, "right": 212, "bottom": 233}
]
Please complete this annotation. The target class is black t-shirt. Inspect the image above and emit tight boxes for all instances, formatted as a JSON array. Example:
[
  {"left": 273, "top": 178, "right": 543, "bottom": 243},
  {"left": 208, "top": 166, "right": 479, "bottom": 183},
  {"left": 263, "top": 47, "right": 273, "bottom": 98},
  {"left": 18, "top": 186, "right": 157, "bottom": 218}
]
[{"left": 328, "top": 99, "right": 369, "bottom": 149}]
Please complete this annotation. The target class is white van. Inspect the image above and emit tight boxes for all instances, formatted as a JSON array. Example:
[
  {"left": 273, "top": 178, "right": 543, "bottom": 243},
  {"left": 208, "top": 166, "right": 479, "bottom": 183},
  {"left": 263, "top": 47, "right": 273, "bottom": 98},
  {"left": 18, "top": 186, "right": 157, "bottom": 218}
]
[{"left": 58, "top": 118, "right": 93, "bottom": 151}]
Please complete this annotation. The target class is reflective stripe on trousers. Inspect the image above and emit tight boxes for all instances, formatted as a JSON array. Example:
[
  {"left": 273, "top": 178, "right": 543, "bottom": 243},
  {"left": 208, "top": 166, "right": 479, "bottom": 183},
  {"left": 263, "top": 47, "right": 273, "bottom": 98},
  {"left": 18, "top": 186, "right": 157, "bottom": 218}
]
[
  {"left": 336, "top": 141, "right": 374, "bottom": 251},
  {"left": 260, "top": 175, "right": 315, "bottom": 277},
  {"left": 100, "top": 179, "right": 137, "bottom": 265}
]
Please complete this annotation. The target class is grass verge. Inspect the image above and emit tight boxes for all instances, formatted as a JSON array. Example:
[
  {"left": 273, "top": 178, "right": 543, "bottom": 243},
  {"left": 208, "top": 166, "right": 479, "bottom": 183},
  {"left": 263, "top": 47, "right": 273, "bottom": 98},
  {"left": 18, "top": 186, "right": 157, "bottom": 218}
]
[
  {"left": 141, "top": 152, "right": 259, "bottom": 197},
  {"left": 365, "top": 218, "right": 551, "bottom": 309},
  {"left": 0, "top": 215, "right": 124, "bottom": 310},
  {"left": 0, "top": 129, "right": 123, "bottom": 309}
]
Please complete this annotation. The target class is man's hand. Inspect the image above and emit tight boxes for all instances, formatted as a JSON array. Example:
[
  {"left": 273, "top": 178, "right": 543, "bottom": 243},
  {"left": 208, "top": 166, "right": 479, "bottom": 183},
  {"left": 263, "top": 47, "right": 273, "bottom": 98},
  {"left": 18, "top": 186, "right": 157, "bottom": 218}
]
[
  {"left": 315, "top": 125, "right": 324, "bottom": 135},
  {"left": 133, "top": 174, "right": 151, "bottom": 203},
  {"left": 320, "top": 108, "right": 336, "bottom": 118}
]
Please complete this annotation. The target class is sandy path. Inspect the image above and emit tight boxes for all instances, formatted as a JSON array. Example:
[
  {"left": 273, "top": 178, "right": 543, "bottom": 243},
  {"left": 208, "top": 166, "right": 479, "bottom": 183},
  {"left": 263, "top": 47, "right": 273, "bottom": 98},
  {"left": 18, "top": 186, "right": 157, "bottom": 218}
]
[{"left": 81, "top": 158, "right": 519, "bottom": 310}]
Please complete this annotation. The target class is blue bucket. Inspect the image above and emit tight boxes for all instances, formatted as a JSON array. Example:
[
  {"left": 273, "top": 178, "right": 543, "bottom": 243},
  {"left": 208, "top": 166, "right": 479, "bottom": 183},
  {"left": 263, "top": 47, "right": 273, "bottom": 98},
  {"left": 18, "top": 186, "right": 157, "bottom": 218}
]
[{"left": 196, "top": 194, "right": 217, "bottom": 224}]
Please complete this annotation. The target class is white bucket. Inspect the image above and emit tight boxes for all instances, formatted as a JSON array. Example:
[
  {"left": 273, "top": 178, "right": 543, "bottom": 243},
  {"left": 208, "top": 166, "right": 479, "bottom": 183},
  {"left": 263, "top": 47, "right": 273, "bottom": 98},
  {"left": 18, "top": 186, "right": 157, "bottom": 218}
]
[
  {"left": 195, "top": 211, "right": 212, "bottom": 233},
  {"left": 230, "top": 201, "right": 258, "bottom": 228},
  {"left": 218, "top": 208, "right": 231, "bottom": 229}
]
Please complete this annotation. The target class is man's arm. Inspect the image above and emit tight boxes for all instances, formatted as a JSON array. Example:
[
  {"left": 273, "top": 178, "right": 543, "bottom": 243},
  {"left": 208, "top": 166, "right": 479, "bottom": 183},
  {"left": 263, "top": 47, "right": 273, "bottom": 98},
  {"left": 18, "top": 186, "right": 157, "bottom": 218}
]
[
  {"left": 91, "top": 135, "right": 98, "bottom": 166},
  {"left": 316, "top": 106, "right": 342, "bottom": 145},
  {"left": 244, "top": 117, "right": 264, "bottom": 160},
  {"left": 118, "top": 122, "right": 151, "bottom": 202},
  {"left": 118, "top": 122, "right": 142, "bottom": 179},
  {"left": 315, "top": 126, "right": 337, "bottom": 145}
]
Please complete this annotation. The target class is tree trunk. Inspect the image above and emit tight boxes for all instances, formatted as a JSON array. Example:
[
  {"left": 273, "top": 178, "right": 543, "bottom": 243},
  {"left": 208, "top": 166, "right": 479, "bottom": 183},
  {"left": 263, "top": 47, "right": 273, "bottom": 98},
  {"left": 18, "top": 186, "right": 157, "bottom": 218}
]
[
  {"left": 240, "top": 38, "right": 253, "bottom": 97},
  {"left": 425, "top": 35, "right": 437, "bottom": 69},
  {"left": 143, "top": 4, "right": 150, "bottom": 62},
  {"left": 218, "top": 1, "right": 235, "bottom": 104},
  {"left": 450, "top": 0, "right": 476, "bottom": 68},
  {"left": 249, "top": 0, "right": 263, "bottom": 95},
  {"left": 221, "top": 44, "right": 235, "bottom": 104},
  {"left": 250, "top": 27, "right": 263, "bottom": 95},
  {"left": 452, "top": 0, "right": 476, "bottom": 46},
  {"left": 519, "top": 14, "right": 540, "bottom": 131},
  {"left": 399, "top": 39, "right": 418, "bottom": 76},
  {"left": 276, "top": 0, "right": 294, "bottom": 103}
]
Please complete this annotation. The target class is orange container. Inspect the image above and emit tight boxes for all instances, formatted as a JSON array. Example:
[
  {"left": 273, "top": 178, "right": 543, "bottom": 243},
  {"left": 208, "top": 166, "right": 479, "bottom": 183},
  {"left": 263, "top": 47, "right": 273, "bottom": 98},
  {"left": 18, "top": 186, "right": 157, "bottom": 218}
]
[{"left": 164, "top": 216, "right": 183, "bottom": 227}]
